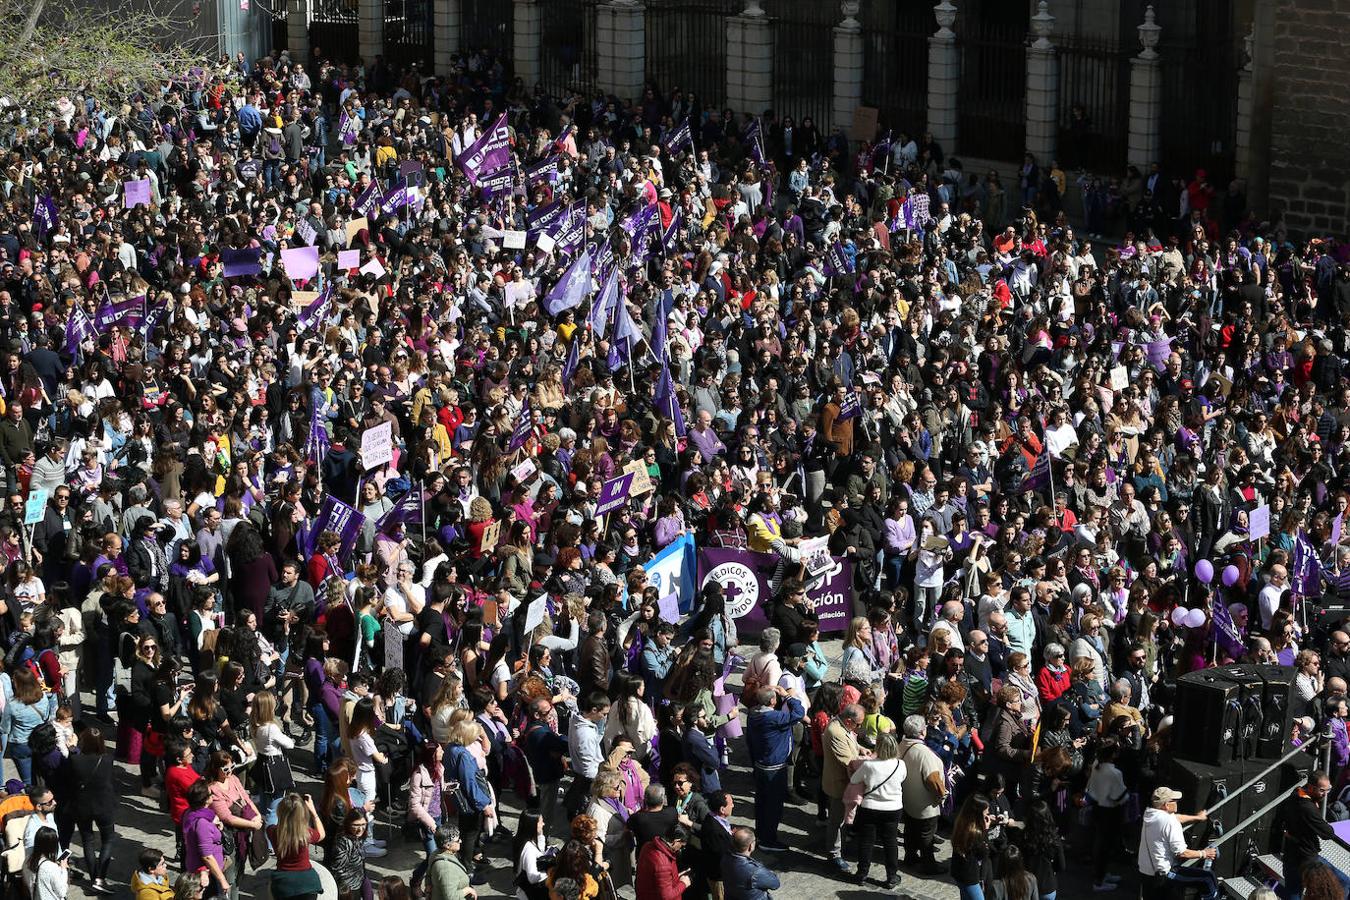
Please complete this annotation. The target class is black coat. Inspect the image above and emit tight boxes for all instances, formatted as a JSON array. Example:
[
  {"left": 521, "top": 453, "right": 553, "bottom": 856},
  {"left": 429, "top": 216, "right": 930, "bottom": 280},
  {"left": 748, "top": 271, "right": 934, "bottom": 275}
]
[{"left": 61, "top": 752, "right": 117, "bottom": 822}]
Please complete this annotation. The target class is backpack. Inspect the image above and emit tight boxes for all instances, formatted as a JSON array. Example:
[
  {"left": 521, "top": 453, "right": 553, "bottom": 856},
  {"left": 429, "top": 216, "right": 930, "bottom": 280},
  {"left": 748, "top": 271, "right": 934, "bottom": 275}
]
[{"left": 29, "top": 715, "right": 58, "bottom": 757}]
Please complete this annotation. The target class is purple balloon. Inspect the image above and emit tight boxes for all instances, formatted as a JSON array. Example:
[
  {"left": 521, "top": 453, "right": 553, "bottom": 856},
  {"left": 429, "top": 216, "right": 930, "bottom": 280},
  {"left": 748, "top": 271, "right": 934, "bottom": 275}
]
[
  {"left": 1222, "top": 565, "right": 1241, "bottom": 588},
  {"left": 1194, "top": 559, "right": 1214, "bottom": 583}
]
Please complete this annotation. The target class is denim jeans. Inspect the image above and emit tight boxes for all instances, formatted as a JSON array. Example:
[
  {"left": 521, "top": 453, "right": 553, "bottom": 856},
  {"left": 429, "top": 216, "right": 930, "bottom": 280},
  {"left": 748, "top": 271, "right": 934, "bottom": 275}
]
[
  {"left": 308, "top": 703, "right": 335, "bottom": 770},
  {"left": 8, "top": 742, "right": 32, "bottom": 785},
  {"left": 958, "top": 883, "right": 985, "bottom": 900}
]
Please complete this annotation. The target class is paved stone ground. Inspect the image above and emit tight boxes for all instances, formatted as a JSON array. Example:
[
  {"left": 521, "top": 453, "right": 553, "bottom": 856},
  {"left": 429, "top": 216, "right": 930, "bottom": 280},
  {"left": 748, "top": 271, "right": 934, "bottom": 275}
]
[{"left": 40, "top": 639, "right": 1145, "bottom": 900}]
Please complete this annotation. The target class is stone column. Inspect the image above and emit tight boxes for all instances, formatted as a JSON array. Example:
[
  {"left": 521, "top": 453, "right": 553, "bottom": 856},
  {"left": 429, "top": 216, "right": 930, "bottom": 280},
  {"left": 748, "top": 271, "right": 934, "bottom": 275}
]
[
  {"left": 927, "top": 0, "right": 959, "bottom": 153},
  {"left": 832, "top": 1, "right": 864, "bottom": 135},
  {"left": 1126, "top": 5, "right": 1163, "bottom": 170},
  {"left": 596, "top": 0, "right": 645, "bottom": 101},
  {"left": 359, "top": 0, "right": 385, "bottom": 65},
  {"left": 287, "top": 0, "right": 310, "bottom": 62},
  {"left": 727, "top": 1, "right": 772, "bottom": 118},
  {"left": 1024, "top": 1, "right": 1058, "bottom": 165},
  {"left": 1235, "top": 25, "right": 1255, "bottom": 186},
  {"left": 514, "top": 0, "right": 542, "bottom": 88},
  {"left": 433, "top": 0, "right": 460, "bottom": 72}
]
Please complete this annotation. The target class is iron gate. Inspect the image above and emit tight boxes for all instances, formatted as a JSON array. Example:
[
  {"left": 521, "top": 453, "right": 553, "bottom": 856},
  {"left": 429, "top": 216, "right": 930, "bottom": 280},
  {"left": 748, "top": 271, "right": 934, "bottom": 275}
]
[
  {"left": 1056, "top": 35, "right": 1130, "bottom": 173},
  {"left": 958, "top": 19, "right": 1027, "bottom": 162},
  {"left": 1153, "top": 2, "right": 1238, "bottom": 183},
  {"left": 462, "top": 0, "right": 513, "bottom": 60},
  {"left": 269, "top": 2, "right": 288, "bottom": 55},
  {"left": 384, "top": 0, "right": 432, "bottom": 68},
  {"left": 766, "top": 0, "right": 834, "bottom": 132},
  {"left": 862, "top": 0, "right": 931, "bottom": 138},
  {"left": 309, "top": 0, "right": 359, "bottom": 66},
  {"left": 645, "top": 0, "right": 736, "bottom": 109},
  {"left": 541, "top": 0, "right": 598, "bottom": 94}
]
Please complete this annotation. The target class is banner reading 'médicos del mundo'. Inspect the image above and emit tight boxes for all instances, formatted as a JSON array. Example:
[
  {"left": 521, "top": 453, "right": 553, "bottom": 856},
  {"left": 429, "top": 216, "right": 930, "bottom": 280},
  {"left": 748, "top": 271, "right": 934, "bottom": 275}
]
[{"left": 697, "top": 548, "right": 852, "bottom": 634}]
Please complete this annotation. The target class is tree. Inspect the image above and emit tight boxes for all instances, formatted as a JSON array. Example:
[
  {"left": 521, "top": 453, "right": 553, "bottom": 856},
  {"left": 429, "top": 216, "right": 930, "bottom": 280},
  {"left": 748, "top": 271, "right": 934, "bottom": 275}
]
[{"left": 0, "top": 0, "right": 216, "bottom": 131}]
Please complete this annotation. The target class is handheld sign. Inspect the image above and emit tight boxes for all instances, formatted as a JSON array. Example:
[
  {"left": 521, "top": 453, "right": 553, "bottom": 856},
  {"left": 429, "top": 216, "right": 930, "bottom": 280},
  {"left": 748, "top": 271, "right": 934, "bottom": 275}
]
[{"left": 24, "top": 489, "right": 48, "bottom": 525}]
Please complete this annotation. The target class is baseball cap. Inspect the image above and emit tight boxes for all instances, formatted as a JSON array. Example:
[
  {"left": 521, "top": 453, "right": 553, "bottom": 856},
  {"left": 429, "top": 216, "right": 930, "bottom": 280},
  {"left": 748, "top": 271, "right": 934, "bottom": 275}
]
[
  {"left": 1151, "top": 786, "right": 1183, "bottom": 806},
  {"left": 786, "top": 643, "right": 810, "bottom": 660}
]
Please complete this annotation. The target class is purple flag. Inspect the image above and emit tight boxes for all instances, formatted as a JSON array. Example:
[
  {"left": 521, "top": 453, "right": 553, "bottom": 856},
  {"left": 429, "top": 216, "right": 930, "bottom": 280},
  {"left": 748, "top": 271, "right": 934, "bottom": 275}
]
[
  {"left": 661, "top": 206, "right": 683, "bottom": 256},
  {"left": 95, "top": 294, "right": 146, "bottom": 331},
  {"left": 301, "top": 495, "right": 365, "bottom": 563},
  {"left": 354, "top": 181, "right": 384, "bottom": 218},
  {"left": 588, "top": 266, "right": 619, "bottom": 340},
  {"left": 1021, "top": 450, "right": 1052, "bottom": 494},
  {"left": 654, "top": 360, "right": 686, "bottom": 438},
  {"left": 1211, "top": 598, "right": 1245, "bottom": 659},
  {"left": 339, "top": 110, "right": 360, "bottom": 146},
  {"left": 836, "top": 391, "right": 861, "bottom": 421},
  {"left": 744, "top": 119, "right": 767, "bottom": 167},
  {"left": 524, "top": 154, "right": 560, "bottom": 186},
  {"left": 478, "top": 165, "right": 517, "bottom": 201},
  {"left": 375, "top": 487, "right": 423, "bottom": 531},
  {"left": 379, "top": 186, "right": 409, "bottom": 216},
  {"left": 544, "top": 248, "right": 593, "bottom": 316},
  {"left": 305, "top": 402, "right": 329, "bottom": 466},
  {"left": 143, "top": 295, "right": 169, "bottom": 338},
  {"left": 298, "top": 284, "right": 334, "bottom": 335},
  {"left": 608, "top": 299, "right": 640, "bottom": 370},
  {"left": 562, "top": 336, "right": 581, "bottom": 389},
  {"left": 662, "top": 119, "right": 693, "bottom": 157},
  {"left": 221, "top": 247, "right": 263, "bottom": 277},
  {"left": 456, "top": 113, "right": 512, "bottom": 185},
  {"left": 32, "top": 195, "right": 57, "bottom": 238},
  {"left": 65, "top": 305, "right": 94, "bottom": 358},
  {"left": 1292, "top": 529, "right": 1322, "bottom": 597},
  {"left": 526, "top": 200, "right": 567, "bottom": 240},
  {"left": 1145, "top": 339, "right": 1174, "bottom": 371},
  {"left": 823, "top": 241, "right": 855, "bottom": 276},
  {"left": 553, "top": 203, "right": 588, "bottom": 257},
  {"left": 508, "top": 399, "right": 533, "bottom": 452},
  {"left": 595, "top": 472, "right": 635, "bottom": 517}
]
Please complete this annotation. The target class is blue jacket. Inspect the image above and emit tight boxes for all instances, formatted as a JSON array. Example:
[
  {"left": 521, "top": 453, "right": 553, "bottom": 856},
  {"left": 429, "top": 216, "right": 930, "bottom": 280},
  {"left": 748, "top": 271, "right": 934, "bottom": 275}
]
[
  {"left": 444, "top": 745, "right": 491, "bottom": 812},
  {"left": 722, "top": 853, "right": 780, "bottom": 900},
  {"left": 745, "top": 697, "right": 803, "bottom": 768},
  {"left": 682, "top": 728, "right": 721, "bottom": 793}
]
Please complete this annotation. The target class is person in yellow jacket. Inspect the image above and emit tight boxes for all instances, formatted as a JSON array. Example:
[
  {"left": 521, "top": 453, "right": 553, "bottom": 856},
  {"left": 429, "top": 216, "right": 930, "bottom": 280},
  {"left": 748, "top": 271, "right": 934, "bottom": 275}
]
[{"left": 130, "top": 849, "right": 175, "bottom": 900}]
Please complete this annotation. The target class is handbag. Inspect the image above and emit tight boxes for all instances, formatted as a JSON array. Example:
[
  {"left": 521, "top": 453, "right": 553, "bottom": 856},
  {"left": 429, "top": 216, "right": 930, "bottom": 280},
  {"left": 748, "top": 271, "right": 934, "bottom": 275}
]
[
  {"left": 258, "top": 753, "right": 296, "bottom": 794},
  {"left": 229, "top": 797, "right": 269, "bottom": 870}
]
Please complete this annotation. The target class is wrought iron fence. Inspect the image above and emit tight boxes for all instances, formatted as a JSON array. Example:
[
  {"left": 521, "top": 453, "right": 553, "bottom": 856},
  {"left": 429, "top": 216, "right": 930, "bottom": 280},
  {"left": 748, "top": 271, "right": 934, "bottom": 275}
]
[
  {"left": 645, "top": 0, "right": 736, "bottom": 109},
  {"left": 958, "top": 19, "right": 1027, "bottom": 162},
  {"left": 862, "top": 0, "right": 931, "bottom": 138},
  {"left": 541, "top": 0, "right": 598, "bottom": 95},
  {"left": 309, "top": 0, "right": 360, "bottom": 66},
  {"left": 384, "top": 0, "right": 432, "bottom": 68},
  {"left": 267, "top": 2, "right": 288, "bottom": 55},
  {"left": 1056, "top": 35, "right": 1129, "bottom": 174},
  {"left": 765, "top": 0, "right": 834, "bottom": 131},
  {"left": 463, "top": 0, "right": 514, "bottom": 60}
]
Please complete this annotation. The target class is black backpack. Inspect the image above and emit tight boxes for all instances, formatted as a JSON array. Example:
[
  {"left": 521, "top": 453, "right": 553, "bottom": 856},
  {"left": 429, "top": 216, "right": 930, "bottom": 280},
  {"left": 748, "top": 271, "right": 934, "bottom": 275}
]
[{"left": 29, "top": 718, "right": 58, "bottom": 757}]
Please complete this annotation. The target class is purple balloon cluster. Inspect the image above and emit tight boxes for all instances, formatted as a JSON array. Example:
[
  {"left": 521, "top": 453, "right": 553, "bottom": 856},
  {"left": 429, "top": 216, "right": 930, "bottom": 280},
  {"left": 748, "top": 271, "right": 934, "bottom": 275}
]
[{"left": 1194, "top": 559, "right": 1242, "bottom": 588}]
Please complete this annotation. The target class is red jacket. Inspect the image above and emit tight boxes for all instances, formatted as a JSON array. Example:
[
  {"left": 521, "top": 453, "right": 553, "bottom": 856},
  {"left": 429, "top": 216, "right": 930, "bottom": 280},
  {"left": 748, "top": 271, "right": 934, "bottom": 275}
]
[{"left": 636, "top": 837, "right": 686, "bottom": 900}]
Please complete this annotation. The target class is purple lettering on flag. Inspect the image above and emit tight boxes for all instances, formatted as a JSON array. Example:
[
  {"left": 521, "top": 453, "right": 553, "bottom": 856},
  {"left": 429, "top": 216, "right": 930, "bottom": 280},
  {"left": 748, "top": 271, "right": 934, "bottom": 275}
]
[
  {"left": 595, "top": 472, "right": 635, "bottom": 517},
  {"left": 32, "top": 195, "right": 58, "bottom": 238},
  {"left": 456, "top": 113, "right": 512, "bottom": 185},
  {"left": 478, "top": 166, "right": 516, "bottom": 201},
  {"left": 697, "top": 547, "right": 851, "bottom": 635},
  {"left": 526, "top": 200, "right": 566, "bottom": 239},
  {"left": 508, "top": 400, "right": 533, "bottom": 452}
]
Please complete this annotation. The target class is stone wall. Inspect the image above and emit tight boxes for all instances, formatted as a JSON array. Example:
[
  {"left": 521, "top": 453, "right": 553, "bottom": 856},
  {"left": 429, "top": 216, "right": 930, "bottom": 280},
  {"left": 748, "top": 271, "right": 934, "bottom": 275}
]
[{"left": 1266, "top": 0, "right": 1350, "bottom": 235}]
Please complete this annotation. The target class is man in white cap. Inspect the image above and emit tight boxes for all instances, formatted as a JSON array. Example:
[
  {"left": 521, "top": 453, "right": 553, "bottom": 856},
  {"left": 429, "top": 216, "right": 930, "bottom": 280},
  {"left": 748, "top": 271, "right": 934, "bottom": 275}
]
[{"left": 1138, "top": 785, "right": 1218, "bottom": 899}]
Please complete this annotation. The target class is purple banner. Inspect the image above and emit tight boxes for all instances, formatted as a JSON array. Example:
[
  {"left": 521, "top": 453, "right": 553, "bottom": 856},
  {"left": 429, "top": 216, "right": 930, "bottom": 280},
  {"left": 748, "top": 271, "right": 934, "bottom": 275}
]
[
  {"left": 375, "top": 487, "right": 423, "bottom": 531},
  {"left": 301, "top": 495, "right": 365, "bottom": 563},
  {"left": 456, "top": 113, "right": 512, "bottom": 185},
  {"left": 662, "top": 119, "right": 692, "bottom": 157},
  {"left": 32, "top": 195, "right": 57, "bottom": 238},
  {"left": 354, "top": 181, "right": 384, "bottom": 218},
  {"left": 524, "top": 154, "right": 560, "bottom": 186},
  {"left": 837, "top": 390, "right": 861, "bottom": 421},
  {"left": 508, "top": 399, "right": 533, "bottom": 452},
  {"left": 96, "top": 294, "right": 146, "bottom": 331},
  {"left": 526, "top": 200, "right": 567, "bottom": 239},
  {"left": 697, "top": 547, "right": 851, "bottom": 635},
  {"left": 65, "top": 305, "right": 94, "bottom": 357},
  {"left": 824, "top": 240, "right": 854, "bottom": 276},
  {"left": 478, "top": 166, "right": 517, "bottom": 201},
  {"left": 221, "top": 247, "right": 262, "bottom": 277},
  {"left": 339, "top": 110, "right": 360, "bottom": 146},
  {"left": 595, "top": 471, "right": 635, "bottom": 517}
]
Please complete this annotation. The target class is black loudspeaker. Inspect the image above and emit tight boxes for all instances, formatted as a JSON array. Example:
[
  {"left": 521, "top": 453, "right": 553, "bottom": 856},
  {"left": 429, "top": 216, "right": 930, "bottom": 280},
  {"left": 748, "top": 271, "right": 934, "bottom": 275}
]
[
  {"left": 1169, "top": 755, "right": 1246, "bottom": 878},
  {"left": 1209, "top": 665, "right": 1269, "bottom": 760},
  {"left": 1252, "top": 665, "right": 1297, "bottom": 760},
  {"left": 1173, "top": 669, "right": 1244, "bottom": 765}
]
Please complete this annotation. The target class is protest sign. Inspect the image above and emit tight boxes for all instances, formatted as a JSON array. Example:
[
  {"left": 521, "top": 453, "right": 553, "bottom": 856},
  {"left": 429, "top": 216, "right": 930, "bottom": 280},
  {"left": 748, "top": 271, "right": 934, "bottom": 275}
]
[
  {"left": 481, "top": 519, "right": 501, "bottom": 553},
  {"left": 337, "top": 249, "right": 361, "bottom": 270},
  {"left": 800, "top": 535, "right": 833, "bottom": 576},
  {"left": 504, "top": 281, "right": 533, "bottom": 308},
  {"left": 345, "top": 217, "right": 368, "bottom": 245},
  {"left": 360, "top": 421, "right": 394, "bottom": 470},
  {"left": 123, "top": 179, "right": 152, "bottom": 208},
  {"left": 24, "top": 489, "right": 48, "bottom": 525},
  {"left": 697, "top": 547, "right": 851, "bottom": 635},
  {"left": 623, "top": 460, "right": 654, "bottom": 496},
  {"left": 1249, "top": 504, "right": 1271, "bottom": 541},
  {"left": 221, "top": 247, "right": 262, "bottom": 277},
  {"left": 535, "top": 232, "right": 557, "bottom": 255},
  {"left": 281, "top": 245, "right": 321, "bottom": 281},
  {"left": 510, "top": 458, "right": 537, "bottom": 482},
  {"left": 503, "top": 230, "right": 527, "bottom": 249},
  {"left": 1110, "top": 365, "right": 1129, "bottom": 391},
  {"left": 522, "top": 594, "right": 548, "bottom": 637},
  {"left": 595, "top": 472, "right": 635, "bottom": 517},
  {"left": 295, "top": 219, "right": 317, "bottom": 245},
  {"left": 360, "top": 258, "right": 387, "bottom": 279},
  {"left": 849, "top": 106, "right": 879, "bottom": 142}
]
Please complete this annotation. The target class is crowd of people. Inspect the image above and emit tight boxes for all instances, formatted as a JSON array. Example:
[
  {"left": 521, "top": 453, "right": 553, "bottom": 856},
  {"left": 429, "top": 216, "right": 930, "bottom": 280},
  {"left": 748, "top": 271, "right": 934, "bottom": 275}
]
[{"left": 0, "top": 33, "right": 1349, "bottom": 900}]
